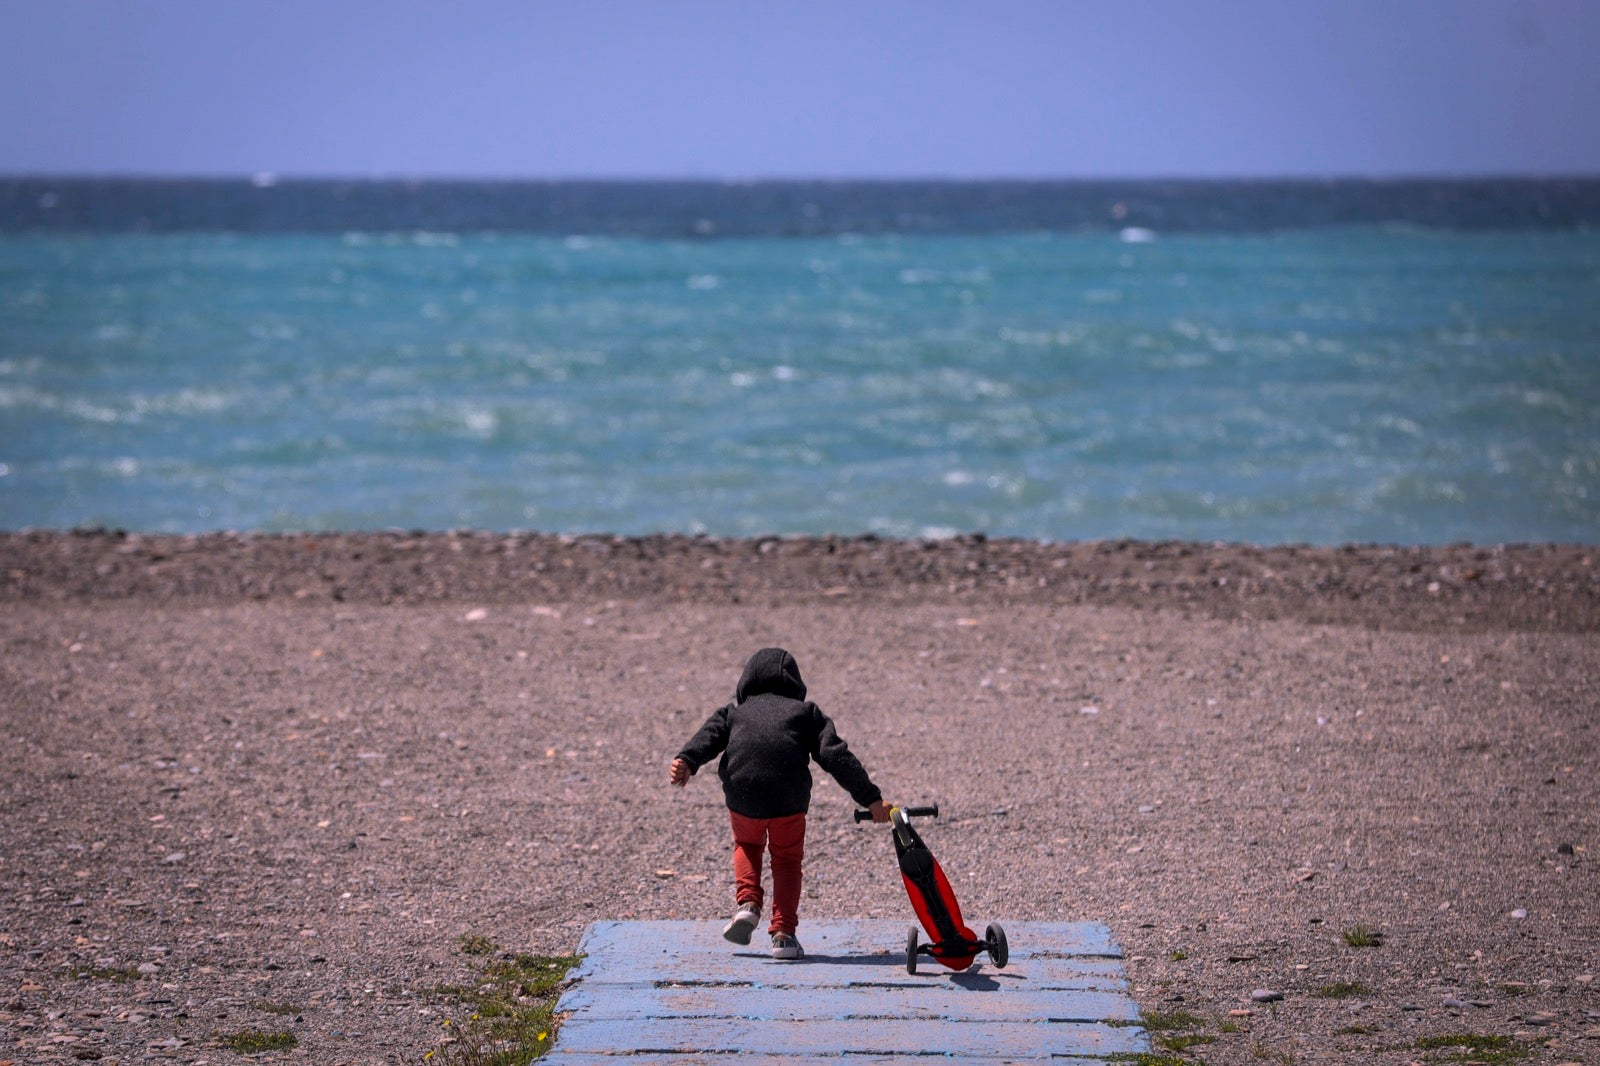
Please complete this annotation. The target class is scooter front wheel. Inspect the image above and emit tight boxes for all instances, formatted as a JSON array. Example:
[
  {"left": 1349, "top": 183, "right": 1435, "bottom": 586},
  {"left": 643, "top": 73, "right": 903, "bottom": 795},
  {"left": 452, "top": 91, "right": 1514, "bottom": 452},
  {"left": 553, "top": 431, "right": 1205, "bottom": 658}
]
[
  {"left": 986, "top": 922, "right": 1009, "bottom": 968},
  {"left": 906, "top": 926, "right": 920, "bottom": 974}
]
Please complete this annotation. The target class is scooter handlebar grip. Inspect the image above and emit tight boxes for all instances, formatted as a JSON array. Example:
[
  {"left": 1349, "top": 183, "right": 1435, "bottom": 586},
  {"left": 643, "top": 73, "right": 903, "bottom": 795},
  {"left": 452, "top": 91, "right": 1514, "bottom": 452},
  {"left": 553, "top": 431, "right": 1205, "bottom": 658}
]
[{"left": 855, "top": 804, "right": 940, "bottom": 821}]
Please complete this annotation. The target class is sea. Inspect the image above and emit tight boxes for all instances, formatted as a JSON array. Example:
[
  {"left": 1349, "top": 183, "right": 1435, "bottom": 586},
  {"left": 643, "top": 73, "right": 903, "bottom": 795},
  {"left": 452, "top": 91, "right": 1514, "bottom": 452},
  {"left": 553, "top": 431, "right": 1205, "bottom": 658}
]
[{"left": 2, "top": 178, "right": 1597, "bottom": 545}]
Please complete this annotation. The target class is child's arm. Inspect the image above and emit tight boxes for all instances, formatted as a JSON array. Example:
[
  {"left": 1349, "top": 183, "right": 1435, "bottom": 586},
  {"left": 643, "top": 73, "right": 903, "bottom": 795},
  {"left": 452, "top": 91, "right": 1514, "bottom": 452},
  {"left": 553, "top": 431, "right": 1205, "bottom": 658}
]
[
  {"left": 669, "top": 705, "right": 732, "bottom": 786},
  {"left": 810, "top": 706, "right": 885, "bottom": 812}
]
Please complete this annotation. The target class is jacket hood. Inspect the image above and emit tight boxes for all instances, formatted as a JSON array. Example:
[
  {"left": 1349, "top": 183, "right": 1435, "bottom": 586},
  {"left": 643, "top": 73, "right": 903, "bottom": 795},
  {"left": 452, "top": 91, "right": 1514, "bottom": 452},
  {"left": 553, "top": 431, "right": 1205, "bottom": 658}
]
[{"left": 736, "top": 648, "right": 807, "bottom": 702}]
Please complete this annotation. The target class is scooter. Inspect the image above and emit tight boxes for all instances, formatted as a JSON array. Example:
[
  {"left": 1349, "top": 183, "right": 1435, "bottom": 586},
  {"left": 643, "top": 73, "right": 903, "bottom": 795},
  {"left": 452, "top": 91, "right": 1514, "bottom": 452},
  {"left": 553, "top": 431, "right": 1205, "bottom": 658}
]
[{"left": 855, "top": 804, "right": 1008, "bottom": 974}]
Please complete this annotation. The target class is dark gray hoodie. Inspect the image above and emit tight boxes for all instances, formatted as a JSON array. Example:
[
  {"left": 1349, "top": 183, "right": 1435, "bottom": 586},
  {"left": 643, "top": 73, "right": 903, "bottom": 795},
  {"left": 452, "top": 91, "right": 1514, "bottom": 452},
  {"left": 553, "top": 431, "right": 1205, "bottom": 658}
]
[{"left": 676, "top": 648, "right": 883, "bottom": 819}]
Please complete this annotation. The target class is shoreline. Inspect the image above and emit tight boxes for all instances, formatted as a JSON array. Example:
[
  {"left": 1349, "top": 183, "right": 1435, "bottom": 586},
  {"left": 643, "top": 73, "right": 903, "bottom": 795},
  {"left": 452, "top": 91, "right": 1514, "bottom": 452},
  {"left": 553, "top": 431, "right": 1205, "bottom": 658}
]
[{"left": 5, "top": 529, "right": 1596, "bottom": 632}]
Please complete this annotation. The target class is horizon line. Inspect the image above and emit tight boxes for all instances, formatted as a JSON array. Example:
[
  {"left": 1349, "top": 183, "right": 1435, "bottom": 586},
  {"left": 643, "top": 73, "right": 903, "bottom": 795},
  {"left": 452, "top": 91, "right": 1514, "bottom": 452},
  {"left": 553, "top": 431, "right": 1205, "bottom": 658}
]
[{"left": 6, "top": 170, "right": 1600, "bottom": 185}]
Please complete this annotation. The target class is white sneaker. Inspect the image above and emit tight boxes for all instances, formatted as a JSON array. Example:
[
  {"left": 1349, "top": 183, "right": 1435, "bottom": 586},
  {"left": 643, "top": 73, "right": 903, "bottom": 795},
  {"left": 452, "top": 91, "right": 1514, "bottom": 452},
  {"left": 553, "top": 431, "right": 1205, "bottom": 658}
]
[
  {"left": 770, "top": 932, "right": 804, "bottom": 960},
  {"left": 722, "top": 900, "right": 761, "bottom": 945}
]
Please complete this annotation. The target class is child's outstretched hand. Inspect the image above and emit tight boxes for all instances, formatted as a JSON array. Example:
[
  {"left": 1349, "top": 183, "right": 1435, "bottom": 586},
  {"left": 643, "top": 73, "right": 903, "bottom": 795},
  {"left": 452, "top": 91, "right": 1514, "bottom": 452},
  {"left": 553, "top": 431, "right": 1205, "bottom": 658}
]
[
  {"left": 867, "top": 800, "right": 891, "bottom": 823},
  {"left": 668, "top": 758, "right": 692, "bottom": 787}
]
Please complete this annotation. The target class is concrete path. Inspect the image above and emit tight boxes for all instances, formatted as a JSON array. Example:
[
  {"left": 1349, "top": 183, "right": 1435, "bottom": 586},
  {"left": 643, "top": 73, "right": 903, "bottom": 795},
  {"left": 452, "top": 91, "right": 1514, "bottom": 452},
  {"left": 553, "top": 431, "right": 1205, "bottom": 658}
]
[{"left": 544, "top": 920, "right": 1150, "bottom": 1063}]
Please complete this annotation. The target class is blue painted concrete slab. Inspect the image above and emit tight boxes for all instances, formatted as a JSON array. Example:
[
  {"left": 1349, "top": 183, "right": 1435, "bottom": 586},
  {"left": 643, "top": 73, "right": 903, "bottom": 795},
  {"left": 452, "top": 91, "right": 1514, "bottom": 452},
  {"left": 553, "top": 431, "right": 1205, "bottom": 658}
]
[{"left": 544, "top": 920, "right": 1150, "bottom": 1063}]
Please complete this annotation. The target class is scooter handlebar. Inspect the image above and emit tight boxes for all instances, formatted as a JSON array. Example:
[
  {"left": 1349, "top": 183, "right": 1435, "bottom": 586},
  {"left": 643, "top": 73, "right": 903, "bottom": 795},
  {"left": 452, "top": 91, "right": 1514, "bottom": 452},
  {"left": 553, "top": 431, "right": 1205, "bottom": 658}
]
[{"left": 854, "top": 803, "right": 939, "bottom": 822}]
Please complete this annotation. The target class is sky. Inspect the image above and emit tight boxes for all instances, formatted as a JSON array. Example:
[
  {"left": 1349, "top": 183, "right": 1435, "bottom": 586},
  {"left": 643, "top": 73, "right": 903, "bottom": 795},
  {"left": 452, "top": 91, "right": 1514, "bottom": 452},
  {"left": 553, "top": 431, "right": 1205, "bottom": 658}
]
[{"left": 2, "top": 0, "right": 1598, "bottom": 180}]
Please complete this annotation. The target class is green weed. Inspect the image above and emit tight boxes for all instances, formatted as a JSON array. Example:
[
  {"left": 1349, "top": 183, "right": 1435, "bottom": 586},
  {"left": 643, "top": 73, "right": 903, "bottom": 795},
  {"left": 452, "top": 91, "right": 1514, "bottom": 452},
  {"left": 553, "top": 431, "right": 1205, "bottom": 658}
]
[
  {"left": 1313, "top": 981, "right": 1369, "bottom": 998},
  {"left": 1414, "top": 1033, "right": 1531, "bottom": 1064},
  {"left": 67, "top": 964, "right": 143, "bottom": 982},
  {"left": 1340, "top": 924, "right": 1385, "bottom": 947},
  {"left": 458, "top": 934, "right": 496, "bottom": 956},
  {"left": 427, "top": 936, "right": 580, "bottom": 1065},
  {"left": 222, "top": 1029, "right": 298, "bottom": 1054}
]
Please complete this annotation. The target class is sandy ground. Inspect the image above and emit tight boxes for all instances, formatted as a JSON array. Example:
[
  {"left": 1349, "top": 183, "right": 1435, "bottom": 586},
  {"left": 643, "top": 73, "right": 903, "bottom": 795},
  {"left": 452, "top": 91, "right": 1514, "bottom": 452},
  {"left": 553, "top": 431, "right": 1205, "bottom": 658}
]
[{"left": 2, "top": 531, "right": 1597, "bottom": 1065}]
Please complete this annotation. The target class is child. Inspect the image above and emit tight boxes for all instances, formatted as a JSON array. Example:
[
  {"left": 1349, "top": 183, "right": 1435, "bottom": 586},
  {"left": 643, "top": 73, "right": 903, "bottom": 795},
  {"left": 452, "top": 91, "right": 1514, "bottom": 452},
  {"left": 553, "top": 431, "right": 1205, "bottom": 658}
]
[{"left": 670, "top": 648, "right": 890, "bottom": 960}]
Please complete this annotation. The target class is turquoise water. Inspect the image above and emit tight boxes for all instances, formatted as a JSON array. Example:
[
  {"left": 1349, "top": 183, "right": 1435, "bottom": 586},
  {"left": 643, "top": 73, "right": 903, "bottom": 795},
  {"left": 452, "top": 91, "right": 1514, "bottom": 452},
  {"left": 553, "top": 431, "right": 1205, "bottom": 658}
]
[{"left": 3, "top": 226, "right": 1597, "bottom": 543}]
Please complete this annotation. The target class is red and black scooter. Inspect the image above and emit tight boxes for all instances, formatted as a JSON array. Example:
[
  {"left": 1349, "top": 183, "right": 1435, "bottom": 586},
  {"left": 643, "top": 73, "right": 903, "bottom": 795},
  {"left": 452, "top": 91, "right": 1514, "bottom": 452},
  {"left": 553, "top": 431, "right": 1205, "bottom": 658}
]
[{"left": 855, "top": 804, "right": 1008, "bottom": 974}]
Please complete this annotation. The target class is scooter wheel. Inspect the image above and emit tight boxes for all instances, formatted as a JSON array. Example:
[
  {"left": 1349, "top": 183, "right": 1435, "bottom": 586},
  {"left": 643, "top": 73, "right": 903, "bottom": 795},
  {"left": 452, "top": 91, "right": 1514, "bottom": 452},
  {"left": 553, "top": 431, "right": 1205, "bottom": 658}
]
[
  {"left": 906, "top": 926, "right": 920, "bottom": 975},
  {"left": 986, "top": 922, "right": 1009, "bottom": 968}
]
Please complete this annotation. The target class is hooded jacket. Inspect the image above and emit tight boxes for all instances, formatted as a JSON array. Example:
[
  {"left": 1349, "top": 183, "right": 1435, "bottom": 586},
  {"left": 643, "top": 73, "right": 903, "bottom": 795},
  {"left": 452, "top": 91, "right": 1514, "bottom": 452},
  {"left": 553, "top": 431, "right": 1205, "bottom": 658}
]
[{"left": 676, "top": 648, "right": 883, "bottom": 819}]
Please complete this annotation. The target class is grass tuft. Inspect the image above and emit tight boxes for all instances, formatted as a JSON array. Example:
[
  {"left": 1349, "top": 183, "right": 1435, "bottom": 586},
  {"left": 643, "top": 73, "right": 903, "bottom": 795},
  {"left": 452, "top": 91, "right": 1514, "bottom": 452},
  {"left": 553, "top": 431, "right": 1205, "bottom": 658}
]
[
  {"left": 458, "top": 934, "right": 496, "bottom": 957},
  {"left": 1138, "top": 1009, "right": 1205, "bottom": 1031},
  {"left": 1313, "top": 981, "right": 1369, "bottom": 998},
  {"left": 222, "top": 1029, "right": 298, "bottom": 1054},
  {"left": 427, "top": 935, "right": 581, "bottom": 1065},
  {"left": 67, "top": 964, "right": 143, "bottom": 982},
  {"left": 1414, "top": 1033, "right": 1531, "bottom": 1063},
  {"left": 1340, "top": 924, "right": 1385, "bottom": 947}
]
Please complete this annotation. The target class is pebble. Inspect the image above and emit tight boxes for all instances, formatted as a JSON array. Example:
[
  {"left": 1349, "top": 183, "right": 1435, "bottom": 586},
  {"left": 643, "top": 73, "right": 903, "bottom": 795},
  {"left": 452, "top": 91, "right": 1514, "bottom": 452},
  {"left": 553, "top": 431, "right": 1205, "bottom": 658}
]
[
  {"left": 1251, "top": 989, "right": 1284, "bottom": 1003},
  {"left": 1525, "top": 1011, "right": 1559, "bottom": 1026},
  {"left": 1443, "top": 997, "right": 1469, "bottom": 1009},
  {"left": 1510, "top": 908, "right": 1528, "bottom": 919}
]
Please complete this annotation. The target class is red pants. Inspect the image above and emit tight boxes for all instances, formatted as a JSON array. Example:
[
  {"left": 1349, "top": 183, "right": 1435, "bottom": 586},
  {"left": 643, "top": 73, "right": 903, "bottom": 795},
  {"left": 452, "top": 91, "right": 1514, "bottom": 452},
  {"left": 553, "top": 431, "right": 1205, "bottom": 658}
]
[{"left": 729, "top": 810, "right": 806, "bottom": 936}]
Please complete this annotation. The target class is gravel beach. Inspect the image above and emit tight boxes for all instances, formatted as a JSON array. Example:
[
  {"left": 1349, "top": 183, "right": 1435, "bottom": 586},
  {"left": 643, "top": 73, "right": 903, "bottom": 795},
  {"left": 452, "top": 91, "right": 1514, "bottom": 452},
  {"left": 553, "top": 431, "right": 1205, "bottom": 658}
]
[{"left": 3, "top": 531, "right": 1597, "bottom": 1064}]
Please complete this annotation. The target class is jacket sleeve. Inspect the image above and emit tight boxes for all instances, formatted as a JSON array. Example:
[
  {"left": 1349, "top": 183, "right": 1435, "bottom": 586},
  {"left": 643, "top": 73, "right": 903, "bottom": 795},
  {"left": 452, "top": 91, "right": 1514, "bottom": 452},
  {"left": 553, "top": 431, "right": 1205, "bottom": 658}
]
[
  {"left": 676, "top": 704, "right": 732, "bottom": 772},
  {"left": 810, "top": 705, "right": 883, "bottom": 809}
]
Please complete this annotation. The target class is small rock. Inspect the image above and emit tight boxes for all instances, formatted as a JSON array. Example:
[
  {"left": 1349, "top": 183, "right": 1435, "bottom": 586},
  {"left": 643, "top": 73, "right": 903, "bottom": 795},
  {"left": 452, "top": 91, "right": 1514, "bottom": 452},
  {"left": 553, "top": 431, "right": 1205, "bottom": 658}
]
[
  {"left": 135, "top": 962, "right": 159, "bottom": 976},
  {"left": 162, "top": 852, "right": 185, "bottom": 864},
  {"left": 1229, "top": 1008, "right": 1253, "bottom": 1017},
  {"left": 463, "top": 608, "right": 488, "bottom": 621},
  {"left": 1510, "top": 908, "right": 1528, "bottom": 919},
  {"left": 1251, "top": 989, "right": 1283, "bottom": 1003},
  {"left": 1443, "top": 997, "right": 1469, "bottom": 1009},
  {"left": 1525, "top": 1011, "right": 1559, "bottom": 1026}
]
